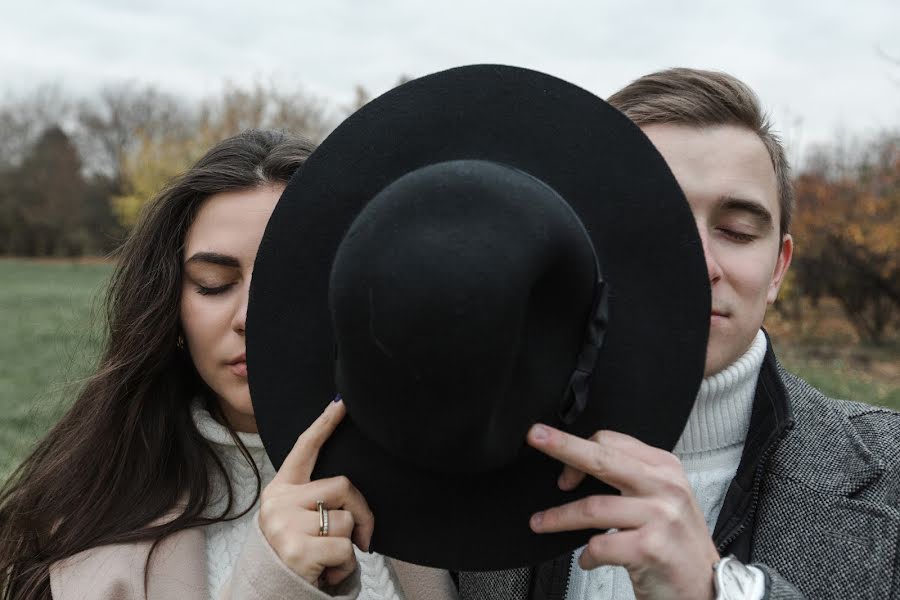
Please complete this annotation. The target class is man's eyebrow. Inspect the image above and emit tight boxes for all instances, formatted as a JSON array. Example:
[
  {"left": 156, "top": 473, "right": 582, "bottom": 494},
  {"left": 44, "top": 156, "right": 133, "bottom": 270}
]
[
  {"left": 184, "top": 252, "right": 241, "bottom": 268},
  {"left": 718, "top": 196, "right": 774, "bottom": 228}
]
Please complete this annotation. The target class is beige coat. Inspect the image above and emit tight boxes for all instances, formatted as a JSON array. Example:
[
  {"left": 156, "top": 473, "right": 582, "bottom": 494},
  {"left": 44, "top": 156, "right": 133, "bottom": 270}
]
[{"left": 50, "top": 517, "right": 457, "bottom": 600}]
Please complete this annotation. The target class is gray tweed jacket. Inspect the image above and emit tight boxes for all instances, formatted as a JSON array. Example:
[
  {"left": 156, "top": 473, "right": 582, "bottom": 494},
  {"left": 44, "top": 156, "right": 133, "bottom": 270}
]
[
  {"left": 458, "top": 342, "right": 900, "bottom": 599},
  {"left": 751, "top": 367, "right": 900, "bottom": 598}
]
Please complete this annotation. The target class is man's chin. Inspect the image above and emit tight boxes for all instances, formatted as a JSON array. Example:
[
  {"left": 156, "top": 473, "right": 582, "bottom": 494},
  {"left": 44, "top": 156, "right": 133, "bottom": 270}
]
[{"left": 704, "top": 331, "right": 761, "bottom": 377}]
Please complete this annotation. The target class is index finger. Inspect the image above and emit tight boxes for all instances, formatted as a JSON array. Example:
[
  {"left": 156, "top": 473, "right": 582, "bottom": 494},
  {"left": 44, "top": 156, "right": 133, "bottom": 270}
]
[
  {"left": 273, "top": 399, "right": 346, "bottom": 485},
  {"left": 527, "top": 425, "right": 653, "bottom": 495}
]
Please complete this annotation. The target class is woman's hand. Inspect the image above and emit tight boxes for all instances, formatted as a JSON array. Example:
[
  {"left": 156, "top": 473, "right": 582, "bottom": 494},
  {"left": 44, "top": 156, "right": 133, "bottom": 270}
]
[
  {"left": 527, "top": 425, "right": 720, "bottom": 600},
  {"left": 258, "top": 400, "right": 375, "bottom": 588}
]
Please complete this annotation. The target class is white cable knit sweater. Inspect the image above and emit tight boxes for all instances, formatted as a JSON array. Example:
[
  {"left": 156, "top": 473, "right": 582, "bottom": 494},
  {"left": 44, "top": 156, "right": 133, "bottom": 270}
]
[
  {"left": 191, "top": 404, "right": 402, "bottom": 600},
  {"left": 565, "top": 329, "right": 768, "bottom": 600}
]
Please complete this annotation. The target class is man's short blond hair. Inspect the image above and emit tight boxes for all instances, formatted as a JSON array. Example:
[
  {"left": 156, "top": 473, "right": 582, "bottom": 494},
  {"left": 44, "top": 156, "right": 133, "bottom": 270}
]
[{"left": 608, "top": 68, "right": 793, "bottom": 237}]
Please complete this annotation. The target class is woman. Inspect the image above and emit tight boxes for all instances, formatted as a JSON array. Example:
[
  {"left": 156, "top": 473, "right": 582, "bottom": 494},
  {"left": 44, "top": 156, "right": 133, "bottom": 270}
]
[{"left": 0, "top": 130, "right": 450, "bottom": 599}]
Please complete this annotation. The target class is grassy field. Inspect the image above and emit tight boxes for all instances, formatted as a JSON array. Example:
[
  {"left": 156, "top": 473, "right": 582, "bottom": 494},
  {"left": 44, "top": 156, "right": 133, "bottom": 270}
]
[
  {"left": 775, "top": 343, "right": 900, "bottom": 410},
  {"left": 0, "top": 260, "right": 112, "bottom": 477},
  {"left": 1, "top": 260, "right": 898, "bottom": 480}
]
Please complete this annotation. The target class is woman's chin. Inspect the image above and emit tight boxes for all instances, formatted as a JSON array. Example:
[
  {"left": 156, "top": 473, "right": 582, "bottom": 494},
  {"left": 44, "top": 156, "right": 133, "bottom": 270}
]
[{"left": 215, "top": 392, "right": 257, "bottom": 433}]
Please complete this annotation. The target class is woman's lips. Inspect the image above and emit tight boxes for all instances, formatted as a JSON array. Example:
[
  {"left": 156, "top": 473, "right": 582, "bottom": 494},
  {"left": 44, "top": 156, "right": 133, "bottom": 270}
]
[{"left": 228, "top": 361, "right": 248, "bottom": 377}]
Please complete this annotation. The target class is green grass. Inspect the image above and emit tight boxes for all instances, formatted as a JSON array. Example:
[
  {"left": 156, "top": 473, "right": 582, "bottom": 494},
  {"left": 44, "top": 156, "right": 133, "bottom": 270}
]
[
  {"left": 778, "top": 354, "right": 900, "bottom": 411},
  {"left": 0, "top": 260, "right": 112, "bottom": 477},
  {"left": 0, "top": 261, "right": 897, "bottom": 482}
]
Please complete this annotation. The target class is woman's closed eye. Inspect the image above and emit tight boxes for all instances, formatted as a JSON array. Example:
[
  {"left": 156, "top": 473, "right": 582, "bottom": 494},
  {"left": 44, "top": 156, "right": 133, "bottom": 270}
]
[{"left": 195, "top": 282, "right": 236, "bottom": 296}]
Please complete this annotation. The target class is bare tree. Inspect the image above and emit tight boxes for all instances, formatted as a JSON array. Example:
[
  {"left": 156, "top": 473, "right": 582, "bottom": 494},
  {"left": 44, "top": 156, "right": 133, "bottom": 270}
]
[
  {"left": 74, "top": 82, "right": 192, "bottom": 185},
  {"left": 0, "top": 85, "right": 72, "bottom": 170},
  {"left": 343, "top": 75, "right": 412, "bottom": 116},
  {"left": 198, "top": 79, "right": 333, "bottom": 143},
  {"left": 876, "top": 44, "right": 900, "bottom": 86}
]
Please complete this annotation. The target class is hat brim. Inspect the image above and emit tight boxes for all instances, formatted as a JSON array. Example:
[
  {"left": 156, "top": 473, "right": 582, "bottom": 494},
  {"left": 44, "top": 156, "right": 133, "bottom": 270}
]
[{"left": 248, "top": 65, "right": 710, "bottom": 570}]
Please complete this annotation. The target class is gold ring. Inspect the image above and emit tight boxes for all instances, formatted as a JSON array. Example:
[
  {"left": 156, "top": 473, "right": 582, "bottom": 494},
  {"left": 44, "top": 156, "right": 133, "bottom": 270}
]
[{"left": 317, "top": 500, "right": 329, "bottom": 537}]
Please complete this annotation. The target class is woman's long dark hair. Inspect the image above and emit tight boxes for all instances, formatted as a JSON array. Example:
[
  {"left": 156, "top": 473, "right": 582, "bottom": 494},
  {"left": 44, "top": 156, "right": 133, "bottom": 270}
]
[{"left": 0, "top": 129, "right": 316, "bottom": 599}]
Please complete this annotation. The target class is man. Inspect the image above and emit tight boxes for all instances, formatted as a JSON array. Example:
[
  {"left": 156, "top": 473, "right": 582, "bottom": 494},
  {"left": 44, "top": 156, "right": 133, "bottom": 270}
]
[{"left": 459, "top": 69, "right": 900, "bottom": 599}]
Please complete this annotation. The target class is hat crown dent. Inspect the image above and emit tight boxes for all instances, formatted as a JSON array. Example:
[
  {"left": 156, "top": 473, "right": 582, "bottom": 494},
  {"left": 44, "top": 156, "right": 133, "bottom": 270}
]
[{"left": 329, "top": 159, "right": 599, "bottom": 473}]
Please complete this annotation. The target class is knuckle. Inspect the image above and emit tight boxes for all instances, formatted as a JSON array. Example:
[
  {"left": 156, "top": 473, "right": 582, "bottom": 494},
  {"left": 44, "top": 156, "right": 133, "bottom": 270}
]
[
  {"left": 589, "top": 443, "right": 613, "bottom": 477},
  {"left": 636, "top": 529, "right": 665, "bottom": 563},
  {"left": 259, "top": 492, "right": 277, "bottom": 519},
  {"left": 338, "top": 537, "right": 354, "bottom": 557},
  {"left": 262, "top": 514, "right": 287, "bottom": 539},
  {"left": 281, "top": 538, "right": 307, "bottom": 566},
  {"left": 586, "top": 534, "right": 606, "bottom": 560},
  {"left": 647, "top": 498, "right": 680, "bottom": 524},
  {"left": 333, "top": 475, "right": 352, "bottom": 495},
  {"left": 667, "top": 453, "right": 683, "bottom": 469},
  {"left": 582, "top": 496, "right": 605, "bottom": 521},
  {"left": 660, "top": 475, "right": 691, "bottom": 500},
  {"left": 659, "top": 501, "right": 681, "bottom": 525},
  {"left": 673, "top": 484, "right": 693, "bottom": 506}
]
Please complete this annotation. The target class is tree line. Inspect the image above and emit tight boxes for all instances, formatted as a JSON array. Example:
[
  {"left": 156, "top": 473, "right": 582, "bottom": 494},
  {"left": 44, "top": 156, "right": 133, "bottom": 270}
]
[
  {"left": 0, "top": 81, "right": 896, "bottom": 343},
  {"left": 0, "top": 81, "right": 337, "bottom": 256},
  {"left": 786, "top": 133, "right": 898, "bottom": 344}
]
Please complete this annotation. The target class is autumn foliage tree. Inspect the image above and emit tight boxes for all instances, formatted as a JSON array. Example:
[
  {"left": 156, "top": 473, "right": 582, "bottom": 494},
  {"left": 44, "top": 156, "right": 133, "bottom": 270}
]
[
  {"left": 0, "top": 80, "right": 334, "bottom": 250},
  {"left": 112, "top": 80, "right": 331, "bottom": 226},
  {"left": 790, "top": 133, "right": 899, "bottom": 343}
]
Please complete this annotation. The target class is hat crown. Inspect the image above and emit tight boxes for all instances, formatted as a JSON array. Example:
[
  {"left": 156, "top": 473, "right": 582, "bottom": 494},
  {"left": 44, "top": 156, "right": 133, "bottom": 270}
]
[{"left": 329, "top": 159, "right": 598, "bottom": 472}]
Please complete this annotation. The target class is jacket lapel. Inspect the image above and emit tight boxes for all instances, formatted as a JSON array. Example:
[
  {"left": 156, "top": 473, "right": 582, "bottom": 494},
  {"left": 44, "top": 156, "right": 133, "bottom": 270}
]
[{"left": 749, "top": 369, "right": 895, "bottom": 597}]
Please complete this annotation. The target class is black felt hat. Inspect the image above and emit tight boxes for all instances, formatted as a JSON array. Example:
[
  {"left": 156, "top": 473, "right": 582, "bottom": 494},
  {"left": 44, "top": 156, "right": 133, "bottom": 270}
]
[{"left": 247, "top": 64, "right": 710, "bottom": 571}]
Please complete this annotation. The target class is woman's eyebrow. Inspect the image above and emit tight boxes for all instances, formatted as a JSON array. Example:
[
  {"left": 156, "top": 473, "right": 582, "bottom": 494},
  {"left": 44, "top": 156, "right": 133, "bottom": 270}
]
[
  {"left": 184, "top": 252, "right": 241, "bottom": 268},
  {"left": 718, "top": 196, "right": 774, "bottom": 229}
]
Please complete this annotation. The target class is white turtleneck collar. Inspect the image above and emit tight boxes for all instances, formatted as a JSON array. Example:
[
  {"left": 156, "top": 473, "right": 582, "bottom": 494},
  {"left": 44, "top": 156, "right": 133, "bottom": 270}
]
[
  {"left": 673, "top": 329, "right": 768, "bottom": 457},
  {"left": 190, "top": 402, "right": 266, "bottom": 450}
]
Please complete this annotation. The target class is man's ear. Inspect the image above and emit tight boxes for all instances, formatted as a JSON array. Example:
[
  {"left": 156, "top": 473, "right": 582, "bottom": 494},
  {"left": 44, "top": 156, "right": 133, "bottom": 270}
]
[{"left": 767, "top": 234, "right": 793, "bottom": 304}]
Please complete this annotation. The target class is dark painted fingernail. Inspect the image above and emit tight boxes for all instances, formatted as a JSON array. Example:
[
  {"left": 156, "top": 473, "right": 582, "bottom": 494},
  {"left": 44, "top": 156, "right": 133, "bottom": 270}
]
[{"left": 333, "top": 393, "right": 342, "bottom": 403}]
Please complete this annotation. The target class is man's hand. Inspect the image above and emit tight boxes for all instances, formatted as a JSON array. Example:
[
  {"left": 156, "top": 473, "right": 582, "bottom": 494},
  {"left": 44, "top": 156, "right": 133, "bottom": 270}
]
[{"left": 527, "top": 425, "right": 719, "bottom": 600}]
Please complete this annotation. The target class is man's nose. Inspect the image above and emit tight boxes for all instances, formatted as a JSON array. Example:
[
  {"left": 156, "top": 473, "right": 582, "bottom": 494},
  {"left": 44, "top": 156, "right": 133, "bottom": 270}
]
[{"left": 699, "top": 230, "right": 723, "bottom": 283}]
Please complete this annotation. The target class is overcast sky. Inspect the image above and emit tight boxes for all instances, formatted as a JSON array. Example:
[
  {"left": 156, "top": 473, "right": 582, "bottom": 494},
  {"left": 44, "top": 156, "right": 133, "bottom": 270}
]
[{"left": 2, "top": 0, "right": 898, "bottom": 160}]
